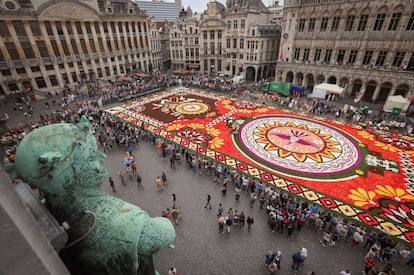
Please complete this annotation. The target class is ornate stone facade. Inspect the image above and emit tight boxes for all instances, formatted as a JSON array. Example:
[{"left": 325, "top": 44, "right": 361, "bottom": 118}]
[
  {"left": 170, "top": 0, "right": 281, "bottom": 81},
  {"left": 277, "top": 0, "right": 414, "bottom": 102},
  {"left": 0, "top": 0, "right": 154, "bottom": 96}
]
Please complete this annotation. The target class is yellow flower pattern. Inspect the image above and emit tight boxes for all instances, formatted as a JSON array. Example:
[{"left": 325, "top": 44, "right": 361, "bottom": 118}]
[
  {"left": 348, "top": 187, "right": 377, "bottom": 207},
  {"left": 374, "top": 141, "right": 401, "bottom": 152},
  {"left": 209, "top": 137, "right": 225, "bottom": 149},
  {"left": 357, "top": 131, "right": 375, "bottom": 141},
  {"left": 375, "top": 185, "right": 414, "bottom": 202}
]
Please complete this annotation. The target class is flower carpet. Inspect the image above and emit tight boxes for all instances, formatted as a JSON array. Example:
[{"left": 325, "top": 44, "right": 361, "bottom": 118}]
[{"left": 107, "top": 87, "right": 414, "bottom": 245}]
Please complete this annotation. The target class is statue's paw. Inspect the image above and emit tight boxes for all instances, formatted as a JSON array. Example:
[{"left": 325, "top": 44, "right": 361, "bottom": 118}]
[{"left": 137, "top": 217, "right": 176, "bottom": 255}]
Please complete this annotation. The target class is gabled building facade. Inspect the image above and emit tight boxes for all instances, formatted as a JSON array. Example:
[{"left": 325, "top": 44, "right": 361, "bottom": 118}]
[{"left": 170, "top": 0, "right": 281, "bottom": 81}]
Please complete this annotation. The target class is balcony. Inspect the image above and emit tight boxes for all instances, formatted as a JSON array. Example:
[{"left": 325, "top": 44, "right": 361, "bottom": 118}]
[{"left": 277, "top": 61, "right": 414, "bottom": 81}]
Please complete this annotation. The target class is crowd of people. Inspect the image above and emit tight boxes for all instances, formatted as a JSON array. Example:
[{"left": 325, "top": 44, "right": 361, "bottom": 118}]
[{"left": 1, "top": 72, "right": 414, "bottom": 275}]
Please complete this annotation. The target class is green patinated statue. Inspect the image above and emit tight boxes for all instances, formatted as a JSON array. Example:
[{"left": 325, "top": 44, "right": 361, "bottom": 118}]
[{"left": 8, "top": 117, "right": 175, "bottom": 275}]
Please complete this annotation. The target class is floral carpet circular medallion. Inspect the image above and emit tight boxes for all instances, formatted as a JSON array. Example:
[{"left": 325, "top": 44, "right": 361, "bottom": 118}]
[
  {"left": 175, "top": 102, "right": 210, "bottom": 115},
  {"left": 235, "top": 115, "right": 362, "bottom": 180}
]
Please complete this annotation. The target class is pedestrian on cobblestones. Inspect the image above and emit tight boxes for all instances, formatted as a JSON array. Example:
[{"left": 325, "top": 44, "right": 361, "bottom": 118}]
[
  {"left": 204, "top": 194, "right": 212, "bottom": 209},
  {"left": 239, "top": 211, "right": 245, "bottom": 228},
  {"left": 161, "top": 167, "right": 167, "bottom": 185},
  {"left": 172, "top": 193, "right": 176, "bottom": 207},
  {"left": 168, "top": 267, "right": 178, "bottom": 275},
  {"left": 171, "top": 207, "right": 179, "bottom": 225},
  {"left": 136, "top": 173, "right": 143, "bottom": 189},
  {"left": 155, "top": 176, "right": 162, "bottom": 190},
  {"left": 217, "top": 203, "right": 224, "bottom": 217},
  {"left": 247, "top": 216, "right": 254, "bottom": 232},
  {"left": 218, "top": 215, "right": 225, "bottom": 233},
  {"left": 109, "top": 176, "right": 116, "bottom": 193},
  {"left": 225, "top": 216, "right": 233, "bottom": 233},
  {"left": 118, "top": 170, "right": 125, "bottom": 185}
]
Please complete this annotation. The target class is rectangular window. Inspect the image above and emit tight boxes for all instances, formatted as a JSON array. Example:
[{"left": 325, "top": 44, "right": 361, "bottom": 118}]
[
  {"left": 337, "top": 49, "right": 345, "bottom": 64},
  {"left": 308, "top": 18, "right": 315, "bottom": 32},
  {"left": 94, "top": 22, "right": 100, "bottom": 34},
  {"left": 44, "top": 21, "right": 53, "bottom": 35},
  {"left": 240, "top": 38, "right": 244, "bottom": 49},
  {"left": 241, "top": 19, "right": 245, "bottom": 29},
  {"left": 9, "top": 21, "right": 25, "bottom": 35},
  {"left": 75, "top": 21, "right": 83, "bottom": 34},
  {"left": 376, "top": 51, "right": 387, "bottom": 66},
  {"left": 5, "top": 42, "right": 19, "bottom": 59},
  {"left": 29, "top": 21, "right": 42, "bottom": 36},
  {"left": 49, "top": 75, "right": 59, "bottom": 86},
  {"left": 298, "top": 19, "right": 305, "bottom": 32},
  {"left": 388, "top": 13, "right": 402, "bottom": 31},
  {"left": 314, "top": 48, "right": 321, "bottom": 61},
  {"left": 345, "top": 15, "right": 355, "bottom": 31},
  {"left": 233, "top": 20, "right": 238, "bottom": 29},
  {"left": 50, "top": 40, "right": 61, "bottom": 56},
  {"left": 331, "top": 16, "right": 340, "bottom": 31},
  {"left": 210, "top": 30, "right": 214, "bottom": 40},
  {"left": 71, "top": 39, "right": 79, "bottom": 55},
  {"left": 227, "top": 20, "right": 231, "bottom": 30},
  {"left": 66, "top": 21, "right": 73, "bottom": 34},
  {"left": 324, "top": 49, "right": 333, "bottom": 63},
  {"left": 407, "top": 12, "right": 414, "bottom": 30},
  {"left": 357, "top": 14, "right": 368, "bottom": 31},
  {"left": 320, "top": 17, "right": 328, "bottom": 31},
  {"left": 392, "top": 51, "right": 405, "bottom": 67},
  {"left": 362, "top": 50, "right": 373, "bottom": 65},
  {"left": 294, "top": 48, "right": 300, "bottom": 60},
  {"left": 61, "top": 40, "right": 70, "bottom": 56},
  {"left": 85, "top": 22, "right": 92, "bottom": 34},
  {"left": 348, "top": 50, "right": 358, "bottom": 64},
  {"left": 203, "top": 31, "right": 207, "bottom": 40},
  {"left": 35, "top": 76, "right": 47, "bottom": 88},
  {"left": 233, "top": 39, "right": 237, "bottom": 49},
  {"left": 303, "top": 48, "right": 310, "bottom": 61},
  {"left": 210, "top": 42, "right": 215, "bottom": 55},
  {"left": 373, "top": 14, "right": 385, "bottom": 31},
  {"left": 0, "top": 21, "right": 11, "bottom": 37},
  {"left": 226, "top": 38, "right": 230, "bottom": 48},
  {"left": 20, "top": 41, "right": 36, "bottom": 59},
  {"left": 217, "top": 30, "right": 222, "bottom": 39}
]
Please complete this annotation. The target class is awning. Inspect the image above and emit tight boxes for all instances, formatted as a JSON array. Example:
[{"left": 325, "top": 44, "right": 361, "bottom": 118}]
[{"left": 134, "top": 73, "right": 149, "bottom": 78}]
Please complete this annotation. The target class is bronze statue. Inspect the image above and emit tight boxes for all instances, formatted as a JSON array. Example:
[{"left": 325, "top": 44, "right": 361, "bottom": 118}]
[{"left": 8, "top": 117, "right": 175, "bottom": 275}]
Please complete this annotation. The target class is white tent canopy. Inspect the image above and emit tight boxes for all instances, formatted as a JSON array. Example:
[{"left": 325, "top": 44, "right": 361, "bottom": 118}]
[
  {"left": 310, "top": 83, "right": 345, "bottom": 98},
  {"left": 383, "top": 95, "right": 408, "bottom": 112}
]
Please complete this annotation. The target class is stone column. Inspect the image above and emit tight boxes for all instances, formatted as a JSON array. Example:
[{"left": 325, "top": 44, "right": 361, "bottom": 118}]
[{"left": 372, "top": 85, "right": 381, "bottom": 102}]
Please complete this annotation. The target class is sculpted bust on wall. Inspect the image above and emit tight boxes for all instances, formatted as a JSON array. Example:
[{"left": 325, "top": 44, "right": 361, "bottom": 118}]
[{"left": 9, "top": 117, "right": 175, "bottom": 275}]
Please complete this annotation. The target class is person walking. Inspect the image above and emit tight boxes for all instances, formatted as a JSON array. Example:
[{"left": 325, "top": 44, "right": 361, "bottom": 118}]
[
  {"left": 130, "top": 160, "right": 137, "bottom": 174},
  {"left": 169, "top": 154, "right": 176, "bottom": 169},
  {"left": 155, "top": 176, "right": 162, "bottom": 190},
  {"left": 172, "top": 193, "right": 176, "bottom": 207},
  {"left": 218, "top": 215, "right": 225, "bottom": 233},
  {"left": 136, "top": 173, "right": 143, "bottom": 189},
  {"left": 109, "top": 176, "right": 116, "bottom": 193},
  {"left": 238, "top": 211, "right": 245, "bottom": 228},
  {"left": 217, "top": 203, "right": 224, "bottom": 217},
  {"left": 247, "top": 216, "right": 254, "bottom": 232},
  {"left": 204, "top": 194, "right": 212, "bottom": 209},
  {"left": 171, "top": 207, "right": 179, "bottom": 225},
  {"left": 118, "top": 170, "right": 125, "bottom": 185},
  {"left": 225, "top": 216, "right": 233, "bottom": 233},
  {"left": 161, "top": 168, "right": 167, "bottom": 185},
  {"left": 250, "top": 191, "right": 257, "bottom": 208}
]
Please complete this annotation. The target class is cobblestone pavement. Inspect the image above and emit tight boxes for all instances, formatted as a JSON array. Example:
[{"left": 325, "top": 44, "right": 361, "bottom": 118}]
[{"left": 2, "top": 94, "right": 413, "bottom": 275}]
